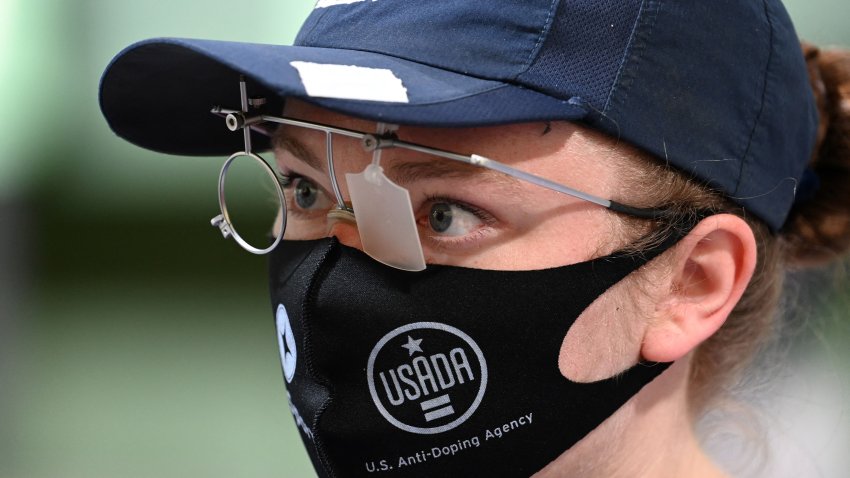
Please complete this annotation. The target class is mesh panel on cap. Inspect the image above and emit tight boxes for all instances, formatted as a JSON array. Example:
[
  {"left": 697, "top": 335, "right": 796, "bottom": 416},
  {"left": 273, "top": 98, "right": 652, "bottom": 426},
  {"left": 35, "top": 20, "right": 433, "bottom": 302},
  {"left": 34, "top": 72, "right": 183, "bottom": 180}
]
[{"left": 518, "top": 0, "right": 644, "bottom": 109}]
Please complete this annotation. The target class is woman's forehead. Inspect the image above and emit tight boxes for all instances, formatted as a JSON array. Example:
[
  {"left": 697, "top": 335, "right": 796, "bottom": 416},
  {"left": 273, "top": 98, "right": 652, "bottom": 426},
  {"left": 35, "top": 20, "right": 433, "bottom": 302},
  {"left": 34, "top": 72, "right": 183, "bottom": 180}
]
[
  {"left": 276, "top": 98, "right": 643, "bottom": 209},
  {"left": 280, "top": 98, "right": 635, "bottom": 167}
]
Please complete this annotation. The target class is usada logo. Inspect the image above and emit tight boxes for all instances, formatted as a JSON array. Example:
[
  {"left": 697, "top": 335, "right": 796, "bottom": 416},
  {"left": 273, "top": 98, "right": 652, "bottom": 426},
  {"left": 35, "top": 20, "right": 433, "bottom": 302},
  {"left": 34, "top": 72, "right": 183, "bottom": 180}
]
[{"left": 367, "top": 322, "right": 487, "bottom": 435}]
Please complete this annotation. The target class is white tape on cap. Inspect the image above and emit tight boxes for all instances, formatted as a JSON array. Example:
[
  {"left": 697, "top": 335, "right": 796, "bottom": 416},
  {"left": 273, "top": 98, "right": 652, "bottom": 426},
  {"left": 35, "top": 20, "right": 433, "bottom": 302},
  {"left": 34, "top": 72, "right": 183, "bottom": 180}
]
[
  {"left": 315, "top": 0, "right": 375, "bottom": 9},
  {"left": 290, "top": 61, "right": 409, "bottom": 103}
]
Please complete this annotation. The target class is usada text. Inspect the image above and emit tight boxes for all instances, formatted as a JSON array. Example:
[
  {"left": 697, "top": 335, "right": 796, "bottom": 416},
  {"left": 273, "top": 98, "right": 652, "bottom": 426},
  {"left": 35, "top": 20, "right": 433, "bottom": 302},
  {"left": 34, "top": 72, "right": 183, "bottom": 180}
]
[{"left": 364, "top": 412, "right": 533, "bottom": 473}]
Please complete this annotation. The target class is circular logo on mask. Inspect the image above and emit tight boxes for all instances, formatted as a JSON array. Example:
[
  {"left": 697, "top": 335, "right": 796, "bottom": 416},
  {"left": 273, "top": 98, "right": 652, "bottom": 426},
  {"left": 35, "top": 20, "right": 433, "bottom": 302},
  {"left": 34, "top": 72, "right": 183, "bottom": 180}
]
[
  {"left": 367, "top": 322, "right": 487, "bottom": 435},
  {"left": 276, "top": 304, "right": 297, "bottom": 383}
]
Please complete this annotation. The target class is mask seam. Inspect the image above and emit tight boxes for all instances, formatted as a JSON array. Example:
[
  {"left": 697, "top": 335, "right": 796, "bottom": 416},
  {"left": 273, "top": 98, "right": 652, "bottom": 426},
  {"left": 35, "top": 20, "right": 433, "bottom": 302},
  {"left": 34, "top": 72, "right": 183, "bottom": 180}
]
[{"left": 300, "top": 239, "right": 339, "bottom": 478}]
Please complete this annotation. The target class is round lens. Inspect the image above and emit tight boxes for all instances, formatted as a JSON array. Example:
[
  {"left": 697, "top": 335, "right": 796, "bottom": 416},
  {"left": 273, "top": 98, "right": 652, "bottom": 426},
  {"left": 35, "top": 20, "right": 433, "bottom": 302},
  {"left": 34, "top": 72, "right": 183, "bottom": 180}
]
[{"left": 220, "top": 153, "right": 284, "bottom": 253}]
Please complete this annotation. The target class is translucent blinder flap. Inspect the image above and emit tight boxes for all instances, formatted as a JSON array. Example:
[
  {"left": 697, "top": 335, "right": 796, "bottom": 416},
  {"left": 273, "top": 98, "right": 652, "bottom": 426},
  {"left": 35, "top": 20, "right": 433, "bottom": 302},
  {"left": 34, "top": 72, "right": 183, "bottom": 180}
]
[{"left": 346, "top": 163, "right": 426, "bottom": 271}]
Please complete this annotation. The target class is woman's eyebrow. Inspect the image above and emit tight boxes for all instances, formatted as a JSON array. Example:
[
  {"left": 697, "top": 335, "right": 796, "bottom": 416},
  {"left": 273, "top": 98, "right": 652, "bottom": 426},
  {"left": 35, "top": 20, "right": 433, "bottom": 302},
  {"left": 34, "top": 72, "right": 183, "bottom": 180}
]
[
  {"left": 273, "top": 133, "right": 325, "bottom": 172},
  {"left": 388, "top": 159, "right": 522, "bottom": 193}
]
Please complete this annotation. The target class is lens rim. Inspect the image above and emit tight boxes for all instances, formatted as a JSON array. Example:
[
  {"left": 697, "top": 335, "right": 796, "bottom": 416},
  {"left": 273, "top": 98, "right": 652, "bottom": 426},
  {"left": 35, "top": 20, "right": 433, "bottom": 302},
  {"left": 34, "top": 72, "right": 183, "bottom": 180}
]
[{"left": 216, "top": 151, "right": 286, "bottom": 255}]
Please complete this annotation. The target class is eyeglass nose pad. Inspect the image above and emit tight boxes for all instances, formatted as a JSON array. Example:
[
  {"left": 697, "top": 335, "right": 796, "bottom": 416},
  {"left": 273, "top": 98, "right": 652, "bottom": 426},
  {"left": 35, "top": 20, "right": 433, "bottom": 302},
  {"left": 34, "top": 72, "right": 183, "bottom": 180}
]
[
  {"left": 327, "top": 206, "right": 356, "bottom": 224},
  {"left": 326, "top": 213, "right": 362, "bottom": 251}
]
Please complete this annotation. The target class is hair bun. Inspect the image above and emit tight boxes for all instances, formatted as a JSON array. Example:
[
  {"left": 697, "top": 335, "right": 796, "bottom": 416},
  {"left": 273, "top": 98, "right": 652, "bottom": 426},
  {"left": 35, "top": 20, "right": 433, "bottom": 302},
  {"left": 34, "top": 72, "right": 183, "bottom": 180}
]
[{"left": 783, "top": 44, "right": 850, "bottom": 267}]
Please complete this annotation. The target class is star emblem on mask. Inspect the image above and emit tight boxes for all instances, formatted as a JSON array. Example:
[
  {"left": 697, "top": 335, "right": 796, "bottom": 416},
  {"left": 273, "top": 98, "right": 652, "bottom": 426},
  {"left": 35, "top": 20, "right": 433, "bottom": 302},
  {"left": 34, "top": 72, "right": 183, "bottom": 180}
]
[{"left": 400, "top": 335, "right": 423, "bottom": 356}]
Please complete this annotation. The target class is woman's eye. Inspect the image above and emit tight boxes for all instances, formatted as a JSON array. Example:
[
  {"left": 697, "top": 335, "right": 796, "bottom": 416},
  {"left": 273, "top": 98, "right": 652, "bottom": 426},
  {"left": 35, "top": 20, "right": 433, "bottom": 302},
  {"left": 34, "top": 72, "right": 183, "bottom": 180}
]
[
  {"left": 427, "top": 201, "right": 484, "bottom": 236},
  {"left": 291, "top": 177, "right": 331, "bottom": 211}
]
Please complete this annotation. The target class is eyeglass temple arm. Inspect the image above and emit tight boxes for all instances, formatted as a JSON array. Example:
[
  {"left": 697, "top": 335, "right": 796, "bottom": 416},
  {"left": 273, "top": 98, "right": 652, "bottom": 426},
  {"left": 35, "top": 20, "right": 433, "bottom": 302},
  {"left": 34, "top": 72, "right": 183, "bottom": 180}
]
[
  {"left": 379, "top": 137, "right": 668, "bottom": 220},
  {"left": 212, "top": 108, "right": 668, "bottom": 220}
]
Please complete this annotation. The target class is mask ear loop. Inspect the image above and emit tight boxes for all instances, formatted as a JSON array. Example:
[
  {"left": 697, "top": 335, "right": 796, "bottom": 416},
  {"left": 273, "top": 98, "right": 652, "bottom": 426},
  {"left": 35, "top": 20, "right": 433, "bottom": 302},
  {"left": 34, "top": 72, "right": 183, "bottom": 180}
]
[{"left": 210, "top": 76, "right": 285, "bottom": 255}]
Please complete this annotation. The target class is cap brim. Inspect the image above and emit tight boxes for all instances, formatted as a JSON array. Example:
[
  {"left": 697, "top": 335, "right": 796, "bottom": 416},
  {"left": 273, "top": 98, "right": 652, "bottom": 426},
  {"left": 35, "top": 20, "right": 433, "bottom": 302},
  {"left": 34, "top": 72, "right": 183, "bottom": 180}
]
[{"left": 99, "top": 38, "right": 588, "bottom": 156}]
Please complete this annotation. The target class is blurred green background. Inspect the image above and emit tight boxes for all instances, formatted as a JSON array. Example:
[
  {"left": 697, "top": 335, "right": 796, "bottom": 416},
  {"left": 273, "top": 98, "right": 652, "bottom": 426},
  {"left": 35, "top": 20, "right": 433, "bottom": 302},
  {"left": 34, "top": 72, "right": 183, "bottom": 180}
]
[{"left": 1, "top": 1, "right": 848, "bottom": 477}]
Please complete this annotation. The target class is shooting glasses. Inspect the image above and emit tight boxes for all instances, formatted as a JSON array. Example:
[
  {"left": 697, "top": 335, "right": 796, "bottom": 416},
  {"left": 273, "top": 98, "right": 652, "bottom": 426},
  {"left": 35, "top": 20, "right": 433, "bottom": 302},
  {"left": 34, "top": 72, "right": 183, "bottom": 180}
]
[{"left": 211, "top": 78, "right": 667, "bottom": 271}]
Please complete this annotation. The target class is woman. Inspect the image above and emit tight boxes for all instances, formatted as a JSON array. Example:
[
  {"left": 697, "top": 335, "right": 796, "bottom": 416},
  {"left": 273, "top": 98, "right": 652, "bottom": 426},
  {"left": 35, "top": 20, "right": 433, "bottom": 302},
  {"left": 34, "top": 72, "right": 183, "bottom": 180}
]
[{"left": 99, "top": 1, "right": 850, "bottom": 476}]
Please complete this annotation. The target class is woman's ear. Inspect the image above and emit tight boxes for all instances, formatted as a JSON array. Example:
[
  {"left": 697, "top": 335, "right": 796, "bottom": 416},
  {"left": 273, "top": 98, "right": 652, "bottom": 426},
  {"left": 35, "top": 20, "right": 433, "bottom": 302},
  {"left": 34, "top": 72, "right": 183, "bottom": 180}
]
[{"left": 640, "top": 214, "right": 757, "bottom": 363}]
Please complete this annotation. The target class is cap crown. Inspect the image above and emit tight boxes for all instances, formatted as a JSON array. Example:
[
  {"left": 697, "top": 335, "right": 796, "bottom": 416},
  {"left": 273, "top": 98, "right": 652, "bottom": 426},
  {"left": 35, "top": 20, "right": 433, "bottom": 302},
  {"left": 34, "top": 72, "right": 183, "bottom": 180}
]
[
  {"left": 296, "top": 0, "right": 818, "bottom": 230},
  {"left": 296, "top": 0, "right": 642, "bottom": 111}
]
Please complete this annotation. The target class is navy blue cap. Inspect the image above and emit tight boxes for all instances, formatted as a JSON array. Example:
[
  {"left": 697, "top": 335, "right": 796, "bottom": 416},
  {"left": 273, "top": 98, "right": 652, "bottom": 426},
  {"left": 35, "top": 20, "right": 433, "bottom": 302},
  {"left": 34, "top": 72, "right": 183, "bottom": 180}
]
[{"left": 99, "top": 0, "right": 818, "bottom": 231}]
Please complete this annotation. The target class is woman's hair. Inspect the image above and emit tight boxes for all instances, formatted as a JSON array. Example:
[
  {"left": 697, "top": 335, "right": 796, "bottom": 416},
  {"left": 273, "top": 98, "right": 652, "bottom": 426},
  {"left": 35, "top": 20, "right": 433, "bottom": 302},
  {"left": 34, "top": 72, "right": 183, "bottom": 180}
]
[{"left": 618, "top": 44, "right": 850, "bottom": 415}]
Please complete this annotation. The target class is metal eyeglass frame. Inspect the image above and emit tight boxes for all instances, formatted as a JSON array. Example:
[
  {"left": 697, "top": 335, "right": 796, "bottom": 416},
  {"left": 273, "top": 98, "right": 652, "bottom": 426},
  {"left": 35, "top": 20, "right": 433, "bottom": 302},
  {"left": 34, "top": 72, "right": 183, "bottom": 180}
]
[{"left": 210, "top": 77, "right": 670, "bottom": 255}]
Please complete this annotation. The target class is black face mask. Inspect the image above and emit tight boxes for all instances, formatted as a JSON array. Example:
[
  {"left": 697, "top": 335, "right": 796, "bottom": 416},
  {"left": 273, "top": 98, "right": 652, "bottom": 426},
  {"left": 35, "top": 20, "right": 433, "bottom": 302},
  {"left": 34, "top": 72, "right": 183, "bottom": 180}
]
[{"left": 269, "top": 234, "right": 682, "bottom": 478}]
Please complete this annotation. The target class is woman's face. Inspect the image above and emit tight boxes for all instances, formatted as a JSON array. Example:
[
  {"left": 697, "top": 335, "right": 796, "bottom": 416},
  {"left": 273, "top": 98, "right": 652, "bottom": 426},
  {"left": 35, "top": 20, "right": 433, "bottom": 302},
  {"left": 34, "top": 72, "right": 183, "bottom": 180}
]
[
  {"left": 271, "top": 100, "right": 748, "bottom": 477},
  {"left": 274, "top": 98, "right": 654, "bottom": 384},
  {"left": 273, "top": 99, "right": 640, "bottom": 271}
]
